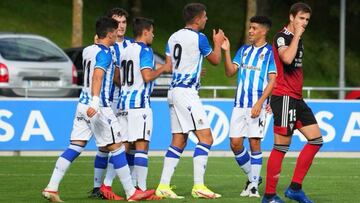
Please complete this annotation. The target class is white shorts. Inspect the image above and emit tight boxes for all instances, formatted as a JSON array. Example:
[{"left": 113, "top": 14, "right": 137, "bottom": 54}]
[
  {"left": 70, "top": 103, "right": 93, "bottom": 141},
  {"left": 89, "top": 107, "right": 122, "bottom": 147},
  {"left": 118, "top": 108, "right": 153, "bottom": 142},
  {"left": 168, "top": 88, "right": 210, "bottom": 134},
  {"left": 229, "top": 107, "right": 266, "bottom": 138}
]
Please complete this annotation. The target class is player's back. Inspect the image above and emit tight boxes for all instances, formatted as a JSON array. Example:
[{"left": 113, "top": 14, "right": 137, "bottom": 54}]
[
  {"left": 119, "top": 42, "right": 154, "bottom": 110},
  {"left": 167, "top": 28, "right": 212, "bottom": 90},
  {"left": 79, "top": 44, "right": 115, "bottom": 107}
]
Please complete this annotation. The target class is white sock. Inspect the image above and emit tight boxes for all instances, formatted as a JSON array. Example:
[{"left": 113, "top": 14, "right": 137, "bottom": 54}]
[
  {"left": 111, "top": 146, "right": 136, "bottom": 198},
  {"left": 46, "top": 144, "right": 84, "bottom": 191},
  {"left": 159, "top": 145, "right": 183, "bottom": 185},
  {"left": 134, "top": 151, "right": 148, "bottom": 191},
  {"left": 250, "top": 151, "right": 263, "bottom": 186},
  {"left": 234, "top": 148, "right": 251, "bottom": 181},
  {"left": 193, "top": 142, "right": 211, "bottom": 185},
  {"left": 93, "top": 150, "right": 109, "bottom": 188},
  {"left": 103, "top": 162, "right": 116, "bottom": 187}
]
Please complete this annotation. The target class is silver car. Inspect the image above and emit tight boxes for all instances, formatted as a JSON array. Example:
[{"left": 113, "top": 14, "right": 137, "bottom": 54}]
[{"left": 0, "top": 33, "right": 77, "bottom": 97}]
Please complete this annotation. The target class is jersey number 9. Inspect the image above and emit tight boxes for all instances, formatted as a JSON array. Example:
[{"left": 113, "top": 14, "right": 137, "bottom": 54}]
[{"left": 173, "top": 43, "right": 182, "bottom": 69}]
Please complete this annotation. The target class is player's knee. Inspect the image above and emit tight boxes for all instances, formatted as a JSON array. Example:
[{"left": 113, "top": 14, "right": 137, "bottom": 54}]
[
  {"left": 308, "top": 136, "right": 323, "bottom": 147},
  {"left": 230, "top": 140, "right": 243, "bottom": 152},
  {"left": 273, "top": 144, "right": 289, "bottom": 153}
]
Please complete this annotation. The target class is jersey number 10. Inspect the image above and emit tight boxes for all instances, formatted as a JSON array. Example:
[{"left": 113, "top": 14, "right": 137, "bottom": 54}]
[{"left": 121, "top": 60, "right": 134, "bottom": 86}]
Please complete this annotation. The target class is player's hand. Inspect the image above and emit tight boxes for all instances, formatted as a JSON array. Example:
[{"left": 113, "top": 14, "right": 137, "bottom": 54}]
[
  {"left": 87, "top": 107, "right": 97, "bottom": 118},
  {"left": 221, "top": 36, "right": 230, "bottom": 51},
  {"left": 294, "top": 21, "right": 305, "bottom": 38},
  {"left": 265, "top": 103, "right": 272, "bottom": 114},
  {"left": 213, "top": 29, "right": 225, "bottom": 46},
  {"left": 251, "top": 102, "right": 262, "bottom": 118}
]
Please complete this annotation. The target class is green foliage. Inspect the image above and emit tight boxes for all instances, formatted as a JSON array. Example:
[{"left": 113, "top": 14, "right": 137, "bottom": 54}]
[{"left": 0, "top": 156, "right": 359, "bottom": 202}]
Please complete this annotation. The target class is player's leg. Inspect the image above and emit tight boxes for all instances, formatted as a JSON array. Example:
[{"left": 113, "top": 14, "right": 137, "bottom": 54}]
[
  {"left": 93, "top": 107, "right": 153, "bottom": 201},
  {"left": 229, "top": 107, "right": 252, "bottom": 196},
  {"left": 156, "top": 90, "right": 187, "bottom": 199},
  {"left": 191, "top": 128, "right": 221, "bottom": 199},
  {"left": 263, "top": 95, "right": 294, "bottom": 203},
  {"left": 248, "top": 138, "right": 262, "bottom": 197},
  {"left": 42, "top": 140, "right": 87, "bottom": 202},
  {"left": 133, "top": 140, "right": 149, "bottom": 191},
  {"left": 285, "top": 100, "right": 322, "bottom": 203},
  {"left": 43, "top": 103, "right": 91, "bottom": 202},
  {"left": 89, "top": 146, "right": 109, "bottom": 198},
  {"left": 156, "top": 133, "right": 187, "bottom": 199},
  {"left": 248, "top": 108, "right": 266, "bottom": 198}
]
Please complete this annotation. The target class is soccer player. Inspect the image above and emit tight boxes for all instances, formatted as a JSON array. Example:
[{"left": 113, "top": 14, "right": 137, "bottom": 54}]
[
  {"left": 221, "top": 16, "right": 276, "bottom": 198},
  {"left": 116, "top": 16, "right": 170, "bottom": 200},
  {"left": 155, "top": 3, "right": 224, "bottom": 199},
  {"left": 262, "top": 3, "right": 323, "bottom": 203},
  {"left": 42, "top": 16, "right": 154, "bottom": 202},
  {"left": 90, "top": 8, "right": 135, "bottom": 199}
]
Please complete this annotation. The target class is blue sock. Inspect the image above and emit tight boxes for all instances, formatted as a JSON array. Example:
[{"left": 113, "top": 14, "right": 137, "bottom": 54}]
[
  {"left": 234, "top": 148, "right": 251, "bottom": 180},
  {"left": 93, "top": 150, "right": 109, "bottom": 188}
]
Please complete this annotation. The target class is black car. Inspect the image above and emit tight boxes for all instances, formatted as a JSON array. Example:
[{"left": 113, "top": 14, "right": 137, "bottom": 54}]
[{"left": 64, "top": 46, "right": 171, "bottom": 97}]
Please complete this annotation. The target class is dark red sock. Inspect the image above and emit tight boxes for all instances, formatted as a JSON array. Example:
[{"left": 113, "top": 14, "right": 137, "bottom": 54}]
[
  {"left": 292, "top": 143, "right": 321, "bottom": 184},
  {"left": 265, "top": 149, "right": 286, "bottom": 194}
]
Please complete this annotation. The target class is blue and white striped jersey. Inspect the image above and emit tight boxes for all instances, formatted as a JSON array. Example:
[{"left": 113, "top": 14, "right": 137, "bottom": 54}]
[
  {"left": 166, "top": 28, "right": 212, "bottom": 90},
  {"left": 119, "top": 42, "right": 155, "bottom": 110},
  {"left": 79, "top": 44, "right": 116, "bottom": 107},
  {"left": 233, "top": 43, "right": 276, "bottom": 108},
  {"left": 110, "top": 37, "right": 134, "bottom": 102}
]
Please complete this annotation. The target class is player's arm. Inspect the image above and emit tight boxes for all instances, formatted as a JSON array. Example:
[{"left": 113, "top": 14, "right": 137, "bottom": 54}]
[
  {"left": 113, "top": 67, "right": 121, "bottom": 87},
  {"left": 221, "top": 36, "right": 237, "bottom": 77},
  {"left": 141, "top": 49, "right": 172, "bottom": 82},
  {"left": 87, "top": 68, "right": 104, "bottom": 118},
  {"left": 251, "top": 73, "right": 276, "bottom": 118},
  {"left": 205, "top": 29, "right": 225, "bottom": 65},
  {"left": 142, "top": 59, "right": 171, "bottom": 82},
  {"left": 278, "top": 23, "right": 304, "bottom": 64}
]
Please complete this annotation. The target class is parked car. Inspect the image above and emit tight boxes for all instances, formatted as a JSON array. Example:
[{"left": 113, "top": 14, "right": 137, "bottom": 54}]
[
  {"left": 64, "top": 46, "right": 171, "bottom": 97},
  {"left": 0, "top": 33, "right": 77, "bottom": 97}
]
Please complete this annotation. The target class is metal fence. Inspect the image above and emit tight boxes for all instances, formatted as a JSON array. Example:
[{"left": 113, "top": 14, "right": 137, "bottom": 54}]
[{"left": 1, "top": 85, "right": 360, "bottom": 99}]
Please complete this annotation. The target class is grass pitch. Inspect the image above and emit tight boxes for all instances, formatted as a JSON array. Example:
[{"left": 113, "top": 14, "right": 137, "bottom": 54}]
[{"left": 0, "top": 156, "right": 359, "bottom": 203}]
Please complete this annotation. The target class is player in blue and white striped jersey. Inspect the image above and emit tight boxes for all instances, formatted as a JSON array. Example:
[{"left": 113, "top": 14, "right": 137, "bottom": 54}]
[
  {"left": 90, "top": 8, "right": 136, "bottom": 199},
  {"left": 42, "top": 17, "right": 154, "bottom": 202},
  {"left": 222, "top": 16, "right": 276, "bottom": 198},
  {"left": 156, "top": 3, "right": 225, "bottom": 199},
  {"left": 116, "top": 17, "right": 170, "bottom": 197}
]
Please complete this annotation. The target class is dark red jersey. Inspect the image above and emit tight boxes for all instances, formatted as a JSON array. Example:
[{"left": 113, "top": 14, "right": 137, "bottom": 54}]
[{"left": 272, "top": 27, "right": 304, "bottom": 99}]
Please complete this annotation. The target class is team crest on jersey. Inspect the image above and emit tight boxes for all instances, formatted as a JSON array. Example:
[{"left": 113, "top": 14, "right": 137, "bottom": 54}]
[
  {"left": 259, "top": 54, "right": 265, "bottom": 60},
  {"left": 243, "top": 52, "right": 248, "bottom": 57}
]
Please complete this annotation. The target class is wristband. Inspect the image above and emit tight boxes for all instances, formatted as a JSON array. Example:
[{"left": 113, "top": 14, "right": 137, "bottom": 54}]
[{"left": 90, "top": 96, "right": 100, "bottom": 111}]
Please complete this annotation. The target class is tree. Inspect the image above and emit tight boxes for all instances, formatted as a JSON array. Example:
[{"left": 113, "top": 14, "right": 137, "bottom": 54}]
[
  {"left": 244, "top": 0, "right": 257, "bottom": 44},
  {"left": 130, "top": 0, "right": 142, "bottom": 17},
  {"left": 72, "top": 0, "right": 83, "bottom": 47}
]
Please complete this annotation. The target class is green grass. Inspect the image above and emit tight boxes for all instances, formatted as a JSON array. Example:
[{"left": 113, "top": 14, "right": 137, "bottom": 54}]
[{"left": 0, "top": 156, "right": 359, "bottom": 202}]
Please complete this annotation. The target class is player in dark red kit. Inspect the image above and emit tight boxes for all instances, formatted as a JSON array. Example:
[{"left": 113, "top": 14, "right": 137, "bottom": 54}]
[{"left": 262, "top": 2, "right": 323, "bottom": 203}]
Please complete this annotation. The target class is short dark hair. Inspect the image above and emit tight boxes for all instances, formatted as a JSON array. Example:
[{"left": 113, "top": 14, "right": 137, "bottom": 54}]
[
  {"left": 107, "top": 7, "right": 129, "bottom": 18},
  {"left": 183, "top": 3, "right": 206, "bottom": 24},
  {"left": 132, "top": 17, "right": 154, "bottom": 38},
  {"left": 250, "top": 16, "right": 272, "bottom": 29},
  {"left": 289, "top": 2, "right": 312, "bottom": 16},
  {"left": 95, "top": 16, "right": 118, "bottom": 39}
]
